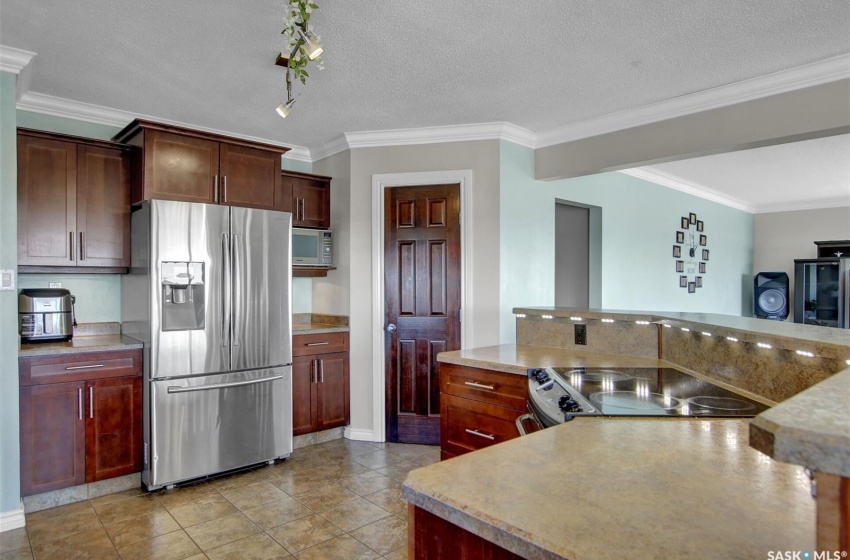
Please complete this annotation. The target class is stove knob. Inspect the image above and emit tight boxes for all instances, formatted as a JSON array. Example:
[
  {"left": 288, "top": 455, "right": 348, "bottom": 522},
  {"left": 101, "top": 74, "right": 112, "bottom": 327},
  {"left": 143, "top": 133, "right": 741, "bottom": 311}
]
[
  {"left": 531, "top": 369, "right": 545, "bottom": 382},
  {"left": 558, "top": 395, "right": 571, "bottom": 408},
  {"left": 567, "top": 402, "right": 583, "bottom": 413}
]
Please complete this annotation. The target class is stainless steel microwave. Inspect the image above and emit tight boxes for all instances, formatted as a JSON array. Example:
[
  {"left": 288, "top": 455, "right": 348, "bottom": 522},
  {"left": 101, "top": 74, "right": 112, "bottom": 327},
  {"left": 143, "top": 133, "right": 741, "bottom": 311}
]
[{"left": 292, "top": 228, "right": 333, "bottom": 266}]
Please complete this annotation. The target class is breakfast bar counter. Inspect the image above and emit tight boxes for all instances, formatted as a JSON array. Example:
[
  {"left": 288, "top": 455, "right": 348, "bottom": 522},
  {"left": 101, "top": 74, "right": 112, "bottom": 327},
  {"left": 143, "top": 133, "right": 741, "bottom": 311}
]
[{"left": 403, "top": 417, "right": 814, "bottom": 560}]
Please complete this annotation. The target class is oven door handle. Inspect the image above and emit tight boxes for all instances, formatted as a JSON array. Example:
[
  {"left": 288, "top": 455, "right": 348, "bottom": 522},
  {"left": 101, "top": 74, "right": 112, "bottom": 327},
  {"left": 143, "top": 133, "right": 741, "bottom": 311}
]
[{"left": 515, "top": 413, "right": 543, "bottom": 436}]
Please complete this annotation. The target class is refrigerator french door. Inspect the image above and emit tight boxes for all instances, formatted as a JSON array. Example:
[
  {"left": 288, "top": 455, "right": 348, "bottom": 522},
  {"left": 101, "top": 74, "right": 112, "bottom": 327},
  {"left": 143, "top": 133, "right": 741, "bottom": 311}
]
[{"left": 123, "top": 200, "right": 293, "bottom": 490}]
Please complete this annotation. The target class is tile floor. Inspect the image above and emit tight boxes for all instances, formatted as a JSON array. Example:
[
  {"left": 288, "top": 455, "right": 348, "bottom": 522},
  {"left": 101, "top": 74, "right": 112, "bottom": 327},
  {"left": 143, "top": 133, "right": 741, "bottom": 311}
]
[{"left": 0, "top": 439, "right": 440, "bottom": 560}]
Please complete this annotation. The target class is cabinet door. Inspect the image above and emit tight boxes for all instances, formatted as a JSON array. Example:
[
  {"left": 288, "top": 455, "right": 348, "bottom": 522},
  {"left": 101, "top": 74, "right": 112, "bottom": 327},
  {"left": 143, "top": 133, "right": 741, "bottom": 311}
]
[
  {"left": 85, "top": 376, "right": 142, "bottom": 482},
  {"left": 144, "top": 130, "right": 218, "bottom": 203},
  {"left": 292, "top": 355, "right": 318, "bottom": 436},
  {"left": 20, "top": 382, "right": 85, "bottom": 496},
  {"left": 292, "top": 176, "right": 330, "bottom": 228},
  {"left": 219, "top": 143, "right": 282, "bottom": 210},
  {"left": 316, "top": 352, "right": 349, "bottom": 431},
  {"left": 17, "top": 134, "right": 77, "bottom": 266},
  {"left": 76, "top": 145, "right": 131, "bottom": 267}
]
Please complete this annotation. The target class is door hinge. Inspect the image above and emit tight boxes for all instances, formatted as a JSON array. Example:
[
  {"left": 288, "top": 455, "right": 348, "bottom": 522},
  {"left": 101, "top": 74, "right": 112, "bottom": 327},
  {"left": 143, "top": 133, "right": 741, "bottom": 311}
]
[{"left": 459, "top": 308, "right": 462, "bottom": 323}]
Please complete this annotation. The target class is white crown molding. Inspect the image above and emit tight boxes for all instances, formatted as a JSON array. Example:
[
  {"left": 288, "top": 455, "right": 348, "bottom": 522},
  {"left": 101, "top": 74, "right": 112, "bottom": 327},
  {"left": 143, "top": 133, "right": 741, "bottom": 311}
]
[
  {"left": 345, "top": 122, "right": 536, "bottom": 150},
  {"left": 18, "top": 91, "right": 135, "bottom": 127},
  {"left": 281, "top": 145, "right": 311, "bottom": 162},
  {"left": 752, "top": 197, "right": 850, "bottom": 214},
  {"left": 309, "top": 133, "right": 350, "bottom": 162},
  {"left": 620, "top": 167, "right": 756, "bottom": 213},
  {"left": 536, "top": 53, "right": 850, "bottom": 149},
  {"left": 16, "top": 91, "right": 310, "bottom": 156},
  {"left": 0, "top": 45, "right": 36, "bottom": 74}
]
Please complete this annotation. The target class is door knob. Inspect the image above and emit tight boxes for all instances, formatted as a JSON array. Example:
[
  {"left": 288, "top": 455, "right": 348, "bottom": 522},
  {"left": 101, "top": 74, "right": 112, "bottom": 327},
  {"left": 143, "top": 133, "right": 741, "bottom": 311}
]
[{"left": 386, "top": 323, "right": 397, "bottom": 333}]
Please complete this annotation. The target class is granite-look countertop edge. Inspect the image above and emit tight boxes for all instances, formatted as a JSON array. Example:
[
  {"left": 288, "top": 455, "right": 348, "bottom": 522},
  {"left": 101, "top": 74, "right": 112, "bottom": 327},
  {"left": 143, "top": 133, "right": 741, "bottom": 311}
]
[
  {"left": 749, "top": 369, "right": 850, "bottom": 477},
  {"left": 20, "top": 334, "right": 143, "bottom": 357},
  {"left": 437, "top": 344, "right": 671, "bottom": 376},
  {"left": 292, "top": 323, "right": 350, "bottom": 335}
]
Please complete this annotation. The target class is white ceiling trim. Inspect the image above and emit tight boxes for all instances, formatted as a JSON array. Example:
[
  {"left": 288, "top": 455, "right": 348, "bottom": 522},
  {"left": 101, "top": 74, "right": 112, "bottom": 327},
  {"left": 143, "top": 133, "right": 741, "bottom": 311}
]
[
  {"left": 0, "top": 45, "right": 36, "bottom": 74},
  {"left": 309, "top": 134, "right": 351, "bottom": 162},
  {"left": 752, "top": 197, "right": 850, "bottom": 214},
  {"left": 620, "top": 167, "right": 756, "bottom": 213},
  {"left": 535, "top": 53, "right": 850, "bottom": 149},
  {"left": 15, "top": 91, "right": 312, "bottom": 160}
]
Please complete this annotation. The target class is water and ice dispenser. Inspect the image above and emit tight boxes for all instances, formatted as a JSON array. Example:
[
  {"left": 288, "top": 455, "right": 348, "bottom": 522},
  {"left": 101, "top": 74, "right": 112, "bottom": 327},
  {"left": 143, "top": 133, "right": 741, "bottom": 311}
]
[{"left": 161, "top": 261, "right": 205, "bottom": 331}]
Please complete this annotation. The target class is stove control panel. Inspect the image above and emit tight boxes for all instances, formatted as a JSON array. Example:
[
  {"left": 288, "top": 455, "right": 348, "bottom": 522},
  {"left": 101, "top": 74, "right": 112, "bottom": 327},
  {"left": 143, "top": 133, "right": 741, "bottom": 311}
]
[{"left": 527, "top": 368, "right": 600, "bottom": 425}]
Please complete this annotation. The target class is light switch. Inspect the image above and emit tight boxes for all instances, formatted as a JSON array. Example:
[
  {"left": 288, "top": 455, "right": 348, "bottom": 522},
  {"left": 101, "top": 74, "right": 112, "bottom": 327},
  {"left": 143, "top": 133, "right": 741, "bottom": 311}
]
[{"left": 0, "top": 270, "right": 15, "bottom": 290}]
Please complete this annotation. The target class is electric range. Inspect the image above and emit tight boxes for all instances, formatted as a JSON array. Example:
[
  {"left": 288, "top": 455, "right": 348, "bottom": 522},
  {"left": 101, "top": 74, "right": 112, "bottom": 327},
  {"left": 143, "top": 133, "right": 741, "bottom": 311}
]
[{"left": 527, "top": 366, "right": 769, "bottom": 427}]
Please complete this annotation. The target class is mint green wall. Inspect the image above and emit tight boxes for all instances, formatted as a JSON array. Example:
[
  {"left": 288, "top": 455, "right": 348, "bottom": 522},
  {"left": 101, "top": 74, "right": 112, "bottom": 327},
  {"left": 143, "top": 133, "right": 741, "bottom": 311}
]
[
  {"left": 16, "top": 111, "right": 119, "bottom": 141},
  {"left": 1, "top": 72, "right": 21, "bottom": 514},
  {"left": 499, "top": 141, "right": 754, "bottom": 343},
  {"left": 281, "top": 157, "right": 312, "bottom": 174},
  {"left": 18, "top": 275, "right": 122, "bottom": 323}
]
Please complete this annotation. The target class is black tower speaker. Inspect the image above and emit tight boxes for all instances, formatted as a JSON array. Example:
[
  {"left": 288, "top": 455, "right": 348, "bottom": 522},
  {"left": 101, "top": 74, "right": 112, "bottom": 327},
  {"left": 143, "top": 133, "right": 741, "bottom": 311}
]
[{"left": 754, "top": 272, "right": 789, "bottom": 320}]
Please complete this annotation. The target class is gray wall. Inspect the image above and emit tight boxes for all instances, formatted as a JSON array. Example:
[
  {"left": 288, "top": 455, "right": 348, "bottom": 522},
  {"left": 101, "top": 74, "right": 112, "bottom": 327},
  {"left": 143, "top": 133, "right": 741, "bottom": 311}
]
[
  {"left": 753, "top": 206, "right": 850, "bottom": 321},
  {"left": 313, "top": 141, "right": 501, "bottom": 436}
]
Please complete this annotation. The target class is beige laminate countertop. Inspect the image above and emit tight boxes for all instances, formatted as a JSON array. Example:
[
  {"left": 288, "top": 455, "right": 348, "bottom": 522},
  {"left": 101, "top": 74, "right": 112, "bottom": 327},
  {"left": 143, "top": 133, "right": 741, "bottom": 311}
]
[
  {"left": 19, "top": 323, "right": 143, "bottom": 357},
  {"left": 403, "top": 418, "right": 814, "bottom": 560},
  {"left": 292, "top": 323, "right": 350, "bottom": 335},
  {"left": 436, "top": 343, "right": 669, "bottom": 375}
]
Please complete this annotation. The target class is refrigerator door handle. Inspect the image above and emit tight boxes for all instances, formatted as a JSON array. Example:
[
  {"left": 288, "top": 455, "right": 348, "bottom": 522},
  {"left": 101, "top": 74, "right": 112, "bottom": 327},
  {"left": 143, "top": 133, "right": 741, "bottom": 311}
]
[
  {"left": 232, "top": 233, "right": 240, "bottom": 346},
  {"left": 221, "top": 233, "right": 230, "bottom": 347},
  {"left": 166, "top": 374, "right": 284, "bottom": 393}
]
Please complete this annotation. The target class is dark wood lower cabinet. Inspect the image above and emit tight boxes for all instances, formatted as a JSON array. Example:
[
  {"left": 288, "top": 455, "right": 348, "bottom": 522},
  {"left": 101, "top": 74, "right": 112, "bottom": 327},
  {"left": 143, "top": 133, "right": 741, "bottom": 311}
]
[
  {"left": 292, "top": 333, "right": 350, "bottom": 437},
  {"left": 86, "top": 376, "right": 143, "bottom": 482},
  {"left": 409, "top": 505, "right": 524, "bottom": 560},
  {"left": 19, "top": 383, "right": 86, "bottom": 496},
  {"left": 19, "top": 350, "right": 143, "bottom": 497}
]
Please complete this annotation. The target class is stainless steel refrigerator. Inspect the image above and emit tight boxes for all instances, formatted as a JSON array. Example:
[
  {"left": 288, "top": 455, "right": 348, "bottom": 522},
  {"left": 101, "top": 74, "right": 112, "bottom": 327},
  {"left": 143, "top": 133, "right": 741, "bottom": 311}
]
[{"left": 122, "top": 200, "right": 293, "bottom": 490}]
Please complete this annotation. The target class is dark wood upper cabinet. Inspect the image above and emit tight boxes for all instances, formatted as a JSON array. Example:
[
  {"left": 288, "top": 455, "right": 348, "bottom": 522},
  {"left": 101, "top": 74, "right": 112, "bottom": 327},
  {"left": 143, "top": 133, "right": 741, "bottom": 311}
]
[
  {"left": 281, "top": 170, "right": 331, "bottom": 229},
  {"left": 17, "top": 129, "right": 131, "bottom": 273},
  {"left": 114, "top": 119, "right": 288, "bottom": 211}
]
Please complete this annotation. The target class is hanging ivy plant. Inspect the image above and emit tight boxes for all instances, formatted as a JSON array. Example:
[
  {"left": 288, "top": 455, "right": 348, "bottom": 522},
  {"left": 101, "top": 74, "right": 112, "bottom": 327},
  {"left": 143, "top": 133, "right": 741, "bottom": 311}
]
[{"left": 282, "top": 0, "right": 324, "bottom": 85}]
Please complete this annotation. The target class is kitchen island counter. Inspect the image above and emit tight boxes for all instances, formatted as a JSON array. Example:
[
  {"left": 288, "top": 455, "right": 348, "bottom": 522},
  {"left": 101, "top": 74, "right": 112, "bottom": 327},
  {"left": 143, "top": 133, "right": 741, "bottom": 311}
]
[{"left": 403, "top": 417, "right": 814, "bottom": 560}]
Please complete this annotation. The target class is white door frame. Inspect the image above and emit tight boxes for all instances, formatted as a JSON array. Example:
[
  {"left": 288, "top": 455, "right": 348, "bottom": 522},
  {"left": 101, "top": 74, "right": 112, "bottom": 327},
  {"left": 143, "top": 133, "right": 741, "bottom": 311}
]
[{"left": 371, "top": 170, "right": 473, "bottom": 443}]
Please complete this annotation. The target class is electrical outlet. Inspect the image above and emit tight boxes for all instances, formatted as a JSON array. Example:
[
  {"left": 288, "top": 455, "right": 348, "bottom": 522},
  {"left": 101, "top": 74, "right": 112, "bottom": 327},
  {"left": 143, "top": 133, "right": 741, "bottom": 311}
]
[
  {"left": 575, "top": 323, "right": 587, "bottom": 345},
  {"left": 49, "top": 282, "right": 62, "bottom": 288}
]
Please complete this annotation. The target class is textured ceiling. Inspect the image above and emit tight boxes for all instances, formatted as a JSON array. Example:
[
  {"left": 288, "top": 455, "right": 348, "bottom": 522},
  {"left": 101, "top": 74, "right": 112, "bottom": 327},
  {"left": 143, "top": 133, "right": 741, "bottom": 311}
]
[{"left": 1, "top": 1, "right": 849, "bottom": 210}]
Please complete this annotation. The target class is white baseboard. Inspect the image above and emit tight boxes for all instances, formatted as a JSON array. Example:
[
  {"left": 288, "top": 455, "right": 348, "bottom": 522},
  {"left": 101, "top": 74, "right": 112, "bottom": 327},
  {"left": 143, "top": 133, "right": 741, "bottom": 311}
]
[
  {"left": 344, "top": 427, "right": 378, "bottom": 442},
  {"left": 0, "top": 502, "right": 26, "bottom": 532}
]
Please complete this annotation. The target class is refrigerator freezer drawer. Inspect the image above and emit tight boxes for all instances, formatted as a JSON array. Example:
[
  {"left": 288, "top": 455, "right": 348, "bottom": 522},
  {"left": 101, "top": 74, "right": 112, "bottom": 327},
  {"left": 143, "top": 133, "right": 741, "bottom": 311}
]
[{"left": 145, "top": 366, "right": 292, "bottom": 490}]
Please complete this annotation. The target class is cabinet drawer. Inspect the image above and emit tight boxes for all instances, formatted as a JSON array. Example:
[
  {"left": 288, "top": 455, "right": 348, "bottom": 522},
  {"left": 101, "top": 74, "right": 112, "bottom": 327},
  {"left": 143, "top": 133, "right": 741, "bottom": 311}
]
[
  {"left": 440, "top": 363, "right": 527, "bottom": 411},
  {"left": 292, "top": 332, "right": 349, "bottom": 356},
  {"left": 20, "top": 349, "right": 143, "bottom": 386},
  {"left": 440, "top": 393, "right": 522, "bottom": 457}
]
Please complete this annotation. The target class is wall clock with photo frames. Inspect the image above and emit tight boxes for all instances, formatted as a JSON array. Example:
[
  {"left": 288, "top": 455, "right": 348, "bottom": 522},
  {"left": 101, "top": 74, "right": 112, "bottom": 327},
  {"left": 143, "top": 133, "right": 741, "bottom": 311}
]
[{"left": 672, "top": 212, "right": 708, "bottom": 293}]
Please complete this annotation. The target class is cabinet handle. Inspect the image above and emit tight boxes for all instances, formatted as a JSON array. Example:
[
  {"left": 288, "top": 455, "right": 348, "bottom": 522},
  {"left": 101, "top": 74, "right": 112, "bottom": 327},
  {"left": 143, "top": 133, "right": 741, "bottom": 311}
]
[
  {"left": 465, "top": 428, "right": 495, "bottom": 441},
  {"left": 65, "top": 364, "right": 104, "bottom": 370},
  {"left": 78, "top": 388, "right": 83, "bottom": 420},
  {"left": 320, "top": 359, "right": 324, "bottom": 383},
  {"left": 301, "top": 198, "right": 306, "bottom": 221},
  {"left": 69, "top": 232, "right": 75, "bottom": 262},
  {"left": 80, "top": 232, "right": 85, "bottom": 261},
  {"left": 89, "top": 386, "right": 93, "bottom": 419},
  {"left": 464, "top": 381, "right": 495, "bottom": 391},
  {"left": 306, "top": 341, "right": 330, "bottom": 347},
  {"left": 223, "top": 176, "right": 228, "bottom": 203},
  {"left": 311, "top": 360, "right": 317, "bottom": 383},
  {"left": 214, "top": 175, "right": 219, "bottom": 203}
]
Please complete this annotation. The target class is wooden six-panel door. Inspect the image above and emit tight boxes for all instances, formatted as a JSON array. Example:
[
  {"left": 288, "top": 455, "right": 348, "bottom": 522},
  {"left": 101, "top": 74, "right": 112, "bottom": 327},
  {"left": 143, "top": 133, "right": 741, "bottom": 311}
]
[{"left": 384, "top": 184, "right": 461, "bottom": 444}]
